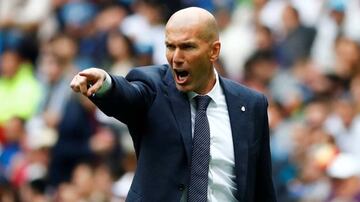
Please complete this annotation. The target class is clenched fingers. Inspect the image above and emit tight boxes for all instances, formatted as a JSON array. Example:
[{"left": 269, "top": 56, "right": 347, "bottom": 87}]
[{"left": 70, "top": 73, "right": 89, "bottom": 96}]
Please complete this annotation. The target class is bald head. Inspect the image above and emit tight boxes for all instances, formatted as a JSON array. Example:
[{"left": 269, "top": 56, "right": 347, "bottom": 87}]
[{"left": 166, "top": 7, "right": 219, "bottom": 43}]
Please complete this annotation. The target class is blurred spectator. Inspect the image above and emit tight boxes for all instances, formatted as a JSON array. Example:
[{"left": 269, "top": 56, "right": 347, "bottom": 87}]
[
  {"left": 325, "top": 97, "right": 360, "bottom": 159},
  {"left": 0, "top": 50, "right": 41, "bottom": 125},
  {"left": 47, "top": 94, "right": 99, "bottom": 187},
  {"left": 269, "top": 69, "right": 303, "bottom": 117},
  {"left": 0, "top": 181, "right": 19, "bottom": 202},
  {"left": 92, "top": 164, "right": 114, "bottom": 201},
  {"left": 59, "top": 0, "right": 98, "bottom": 37},
  {"left": 255, "top": 25, "right": 279, "bottom": 54},
  {"left": 333, "top": 36, "right": 360, "bottom": 81},
  {"left": 268, "top": 101, "right": 297, "bottom": 202},
  {"left": 278, "top": 4, "right": 316, "bottom": 68},
  {"left": 311, "top": 0, "right": 346, "bottom": 73},
  {"left": 25, "top": 38, "right": 77, "bottom": 171},
  {"left": 107, "top": 30, "right": 135, "bottom": 75},
  {"left": 10, "top": 124, "right": 57, "bottom": 198},
  {"left": 53, "top": 162, "right": 114, "bottom": 202},
  {"left": 0, "top": 0, "right": 51, "bottom": 32},
  {"left": 290, "top": 0, "right": 325, "bottom": 27},
  {"left": 287, "top": 152, "right": 331, "bottom": 202},
  {"left": 54, "top": 182, "right": 79, "bottom": 202},
  {"left": 0, "top": 117, "right": 26, "bottom": 184},
  {"left": 269, "top": 101, "right": 293, "bottom": 159},
  {"left": 312, "top": 0, "right": 360, "bottom": 73},
  {"left": 242, "top": 50, "right": 277, "bottom": 94},
  {"left": 270, "top": 58, "right": 345, "bottom": 113},
  {"left": 112, "top": 151, "right": 136, "bottom": 200},
  {"left": 48, "top": 94, "right": 120, "bottom": 188},
  {"left": 219, "top": 0, "right": 263, "bottom": 80},
  {"left": 42, "top": 33, "right": 79, "bottom": 75},
  {"left": 78, "top": 4, "right": 128, "bottom": 68},
  {"left": 304, "top": 99, "right": 330, "bottom": 130},
  {"left": 19, "top": 178, "right": 49, "bottom": 202},
  {"left": 35, "top": 52, "right": 73, "bottom": 127},
  {"left": 343, "top": 0, "right": 360, "bottom": 42},
  {"left": 326, "top": 153, "right": 360, "bottom": 202},
  {"left": 278, "top": 123, "right": 337, "bottom": 202},
  {"left": 0, "top": 0, "right": 52, "bottom": 63},
  {"left": 94, "top": 4, "right": 127, "bottom": 33},
  {"left": 70, "top": 163, "right": 96, "bottom": 201},
  {"left": 121, "top": 0, "right": 175, "bottom": 66},
  {"left": 257, "top": 0, "right": 287, "bottom": 35}
]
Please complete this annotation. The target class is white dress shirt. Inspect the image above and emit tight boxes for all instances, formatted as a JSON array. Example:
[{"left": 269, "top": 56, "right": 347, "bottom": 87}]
[{"left": 181, "top": 70, "right": 237, "bottom": 202}]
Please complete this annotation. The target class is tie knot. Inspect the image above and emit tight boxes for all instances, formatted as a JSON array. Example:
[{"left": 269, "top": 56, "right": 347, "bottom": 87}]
[{"left": 195, "top": 95, "right": 212, "bottom": 111}]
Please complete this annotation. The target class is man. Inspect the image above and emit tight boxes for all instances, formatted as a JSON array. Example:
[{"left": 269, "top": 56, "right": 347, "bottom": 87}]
[{"left": 70, "top": 7, "right": 276, "bottom": 202}]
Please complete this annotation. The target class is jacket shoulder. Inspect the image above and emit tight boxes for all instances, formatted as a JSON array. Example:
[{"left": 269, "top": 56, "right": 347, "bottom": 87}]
[
  {"left": 126, "top": 65, "right": 168, "bottom": 82},
  {"left": 221, "top": 77, "right": 266, "bottom": 102}
]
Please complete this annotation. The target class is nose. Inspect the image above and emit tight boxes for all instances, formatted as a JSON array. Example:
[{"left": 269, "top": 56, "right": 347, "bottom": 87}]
[{"left": 173, "top": 48, "right": 184, "bottom": 65}]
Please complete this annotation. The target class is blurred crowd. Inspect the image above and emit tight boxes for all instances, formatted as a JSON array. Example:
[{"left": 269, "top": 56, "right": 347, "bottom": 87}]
[{"left": 1, "top": 0, "right": 360, "bottom": 201}]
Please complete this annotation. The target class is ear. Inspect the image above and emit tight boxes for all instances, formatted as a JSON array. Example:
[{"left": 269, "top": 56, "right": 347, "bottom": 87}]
[{"left": 209, "top": 41, "right": 221, "bottom": 62}]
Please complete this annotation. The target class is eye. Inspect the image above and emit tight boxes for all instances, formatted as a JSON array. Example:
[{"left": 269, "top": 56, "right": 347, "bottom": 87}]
[
  {"left": 181, "top": 44, "right": 195, "bottom": 50},
  {"left": 166, "top": 44, "right": 175, "bottom": 50}
]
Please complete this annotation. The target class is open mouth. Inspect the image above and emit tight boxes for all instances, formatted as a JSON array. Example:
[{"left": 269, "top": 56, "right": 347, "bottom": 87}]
[{"left": 174, "top": 69, "right": 190, "bottom": 84}]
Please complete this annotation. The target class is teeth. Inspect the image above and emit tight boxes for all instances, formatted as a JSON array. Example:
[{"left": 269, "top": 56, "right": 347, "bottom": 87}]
[
  {"left": 179, "top": 75, "right": 186, "bottom": 80},
  {"left": 174, "top": 69, "right": 189, "bottom": 82}
]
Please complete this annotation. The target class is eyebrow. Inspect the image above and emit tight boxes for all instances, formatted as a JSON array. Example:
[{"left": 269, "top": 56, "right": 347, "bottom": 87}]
[{"left": 165, "top": 41, "right": 196, "bottom": 45}]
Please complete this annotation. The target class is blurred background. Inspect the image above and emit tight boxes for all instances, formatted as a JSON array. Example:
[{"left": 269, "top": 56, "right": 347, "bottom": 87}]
[{"left": 1, "top": 0, "right": 360, "bottom": 201}]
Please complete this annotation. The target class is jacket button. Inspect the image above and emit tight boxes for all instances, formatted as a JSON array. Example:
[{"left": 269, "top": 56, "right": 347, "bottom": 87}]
[{"left": 178, "top": 184, "right": 185, "bottom": 191}]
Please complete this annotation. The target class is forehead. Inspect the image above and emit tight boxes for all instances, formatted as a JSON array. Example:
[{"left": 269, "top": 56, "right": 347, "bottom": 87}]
[{"left": 165, "top": 21, "right": 204, "bottom": 43}]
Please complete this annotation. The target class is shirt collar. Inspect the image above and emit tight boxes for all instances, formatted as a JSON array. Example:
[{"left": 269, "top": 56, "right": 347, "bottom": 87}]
[{"left": 188, "top": 69, "right": 222, "bottom": 106}]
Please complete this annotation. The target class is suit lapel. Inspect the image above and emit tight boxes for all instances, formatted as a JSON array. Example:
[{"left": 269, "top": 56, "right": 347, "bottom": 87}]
[
  {"left": 163, "top": 68, "right": 192, "bottom": 165},
  {"left": 220, "top": 77, "right": 249, "bottom": 201}
]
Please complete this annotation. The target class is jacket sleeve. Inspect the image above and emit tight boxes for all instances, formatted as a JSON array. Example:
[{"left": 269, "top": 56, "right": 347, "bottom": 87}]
[
  {"left": 90, "top": 68, "right": 156, "bottom": 125},
  {"left": 255, "top": 95, "right": 277, "bottom": 202}
]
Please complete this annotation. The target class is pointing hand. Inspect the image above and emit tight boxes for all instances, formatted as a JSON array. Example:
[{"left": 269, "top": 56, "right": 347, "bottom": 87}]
[{"left": 70, "top": 68, "right": 107, "bottom": 97}]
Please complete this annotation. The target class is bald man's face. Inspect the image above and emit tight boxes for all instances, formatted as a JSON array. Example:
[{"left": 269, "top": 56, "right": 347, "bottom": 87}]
[{"left": 165, "top": 18, "right": 220, "bottom": 94}]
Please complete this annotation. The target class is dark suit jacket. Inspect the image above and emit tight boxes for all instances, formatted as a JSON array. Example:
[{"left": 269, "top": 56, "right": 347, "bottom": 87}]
[{"left": 91, "top": 65, "right": 277, "bottom": 202}]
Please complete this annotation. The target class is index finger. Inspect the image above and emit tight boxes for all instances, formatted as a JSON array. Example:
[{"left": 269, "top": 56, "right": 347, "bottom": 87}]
[{"left": 79, "top": 70, "right": 97, "bottom": 81}]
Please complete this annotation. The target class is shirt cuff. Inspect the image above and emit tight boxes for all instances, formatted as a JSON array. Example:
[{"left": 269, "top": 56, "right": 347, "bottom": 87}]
[{"left": 95, "top": 72, "right": 112, "bottom": 96}]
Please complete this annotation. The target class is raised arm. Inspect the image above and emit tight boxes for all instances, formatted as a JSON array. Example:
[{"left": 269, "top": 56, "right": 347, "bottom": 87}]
[{"left": 70, "top": 67, "right": 157, "bottom": 125}]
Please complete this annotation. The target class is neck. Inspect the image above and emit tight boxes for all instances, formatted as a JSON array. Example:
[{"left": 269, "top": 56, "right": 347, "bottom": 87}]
[{"left": 196, "top": 69, "right": 216, "bottom": 95}]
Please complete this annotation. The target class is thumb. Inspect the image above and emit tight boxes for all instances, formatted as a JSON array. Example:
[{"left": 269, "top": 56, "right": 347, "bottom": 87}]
[{"left": 87, "top": 79, "right": 103, "bottom": 97}]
